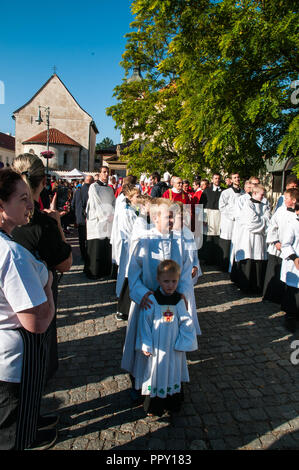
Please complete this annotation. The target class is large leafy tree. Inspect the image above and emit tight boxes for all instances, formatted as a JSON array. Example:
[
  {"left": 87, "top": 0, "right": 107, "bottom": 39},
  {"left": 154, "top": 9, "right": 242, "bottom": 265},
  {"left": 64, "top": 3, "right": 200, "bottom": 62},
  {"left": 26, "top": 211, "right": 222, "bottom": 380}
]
[{"left": 107, "top": 0, "right": 298, "bottom": 178}]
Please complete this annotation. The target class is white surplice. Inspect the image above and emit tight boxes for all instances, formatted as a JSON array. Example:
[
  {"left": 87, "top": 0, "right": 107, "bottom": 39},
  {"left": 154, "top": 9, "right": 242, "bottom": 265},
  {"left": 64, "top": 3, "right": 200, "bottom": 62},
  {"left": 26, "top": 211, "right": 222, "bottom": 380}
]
[
  {"left": 115, "top": 201, "right": 138, "bottom": 297},
  {"left": 110, "top": 192, "right": 126, "bottom": 264},
  {"left": 229, "top": 197, "right": 271, "bottom": 269},
  {"left": 121, "top": 227, "right": 201, "bottom": 375},
  {"left": 219, "top": 187, "right": 245, "bottom": 241},
  {"left": 280, "top": 216, "right": 299, "bottom": 288},
  {"left": 266, "top": 205, "right": 296, "bottom": 258},
  {"left": 86, "top": 182, "right": 115, "bottom": 240},
  {"left": 133, "top": 295, "right": 198, "bottom": 398}
]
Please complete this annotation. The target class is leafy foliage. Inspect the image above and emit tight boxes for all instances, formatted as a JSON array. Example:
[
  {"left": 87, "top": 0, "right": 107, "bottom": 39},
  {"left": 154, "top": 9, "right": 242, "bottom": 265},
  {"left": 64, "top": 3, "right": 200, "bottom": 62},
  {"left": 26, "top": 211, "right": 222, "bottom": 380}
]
[{"left": 107, "top": 0, "right": 299, "bottom": 178}]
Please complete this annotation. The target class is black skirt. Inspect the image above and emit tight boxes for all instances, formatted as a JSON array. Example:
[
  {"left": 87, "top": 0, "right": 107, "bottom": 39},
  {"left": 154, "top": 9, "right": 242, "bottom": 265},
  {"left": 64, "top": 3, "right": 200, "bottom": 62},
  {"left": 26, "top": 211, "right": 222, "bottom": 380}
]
[
  {"left": 86, "top": 238, "right": 112, "bottom": 278},
  {"left": 117, "top": 278, "right": 131, "bottom": 317},
  {"left": 218, "top": 237, "right": 231, "bottom": 272},
  {"left": 262, "top": 254, "right": 286, "bottom": 304},
  {"left": 14, "top": 328, "right": 50, "bottom": 450},
  {"left": 281, "top": 285, "right": 299, "bottom": 318},
  {"left": 143, "top": 387, "right": 184, "bottom": 416},
  {"left": 198, "top": 235, "right": 222, "bottom": 266},
  {"left": 230, "top": 259, "right": 267, "bottom": 294}
]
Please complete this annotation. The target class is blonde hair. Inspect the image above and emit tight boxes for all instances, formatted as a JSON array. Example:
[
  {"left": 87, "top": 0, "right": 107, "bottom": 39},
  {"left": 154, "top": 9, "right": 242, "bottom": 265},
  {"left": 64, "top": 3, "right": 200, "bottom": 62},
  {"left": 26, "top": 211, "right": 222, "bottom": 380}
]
[
  {"left": 149, "top": 197, "right": 176, "bottom": 219},
  {"left": 126, "top": 186, "right": 140, "bottom": 200},
  {"left": 12, "top": 153, "right": 45, "bottom": 193},
  {"left": 251, "top": 183, "right": 265, "bottom": 194},
  {"left": 157, "top": 259, "right": 181, "bottom": 278}
]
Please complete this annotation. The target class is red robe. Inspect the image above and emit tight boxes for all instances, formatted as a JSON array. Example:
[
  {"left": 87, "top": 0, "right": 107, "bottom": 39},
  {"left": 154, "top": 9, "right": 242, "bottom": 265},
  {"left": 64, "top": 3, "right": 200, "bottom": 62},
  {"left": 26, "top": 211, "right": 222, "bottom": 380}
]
[
  {"left": 192, "top": 189, "right": 203, "bottom": 205},
  {"left": 162, "top": 189, "right": 190, "bottom": 204}
]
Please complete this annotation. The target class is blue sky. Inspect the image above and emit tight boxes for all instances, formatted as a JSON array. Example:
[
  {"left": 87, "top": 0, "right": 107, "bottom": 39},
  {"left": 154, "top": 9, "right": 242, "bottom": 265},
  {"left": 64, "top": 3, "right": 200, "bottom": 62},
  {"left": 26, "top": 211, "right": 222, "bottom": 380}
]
[{"left": 0, "top": 0, "right": 135, "bottom": 144}]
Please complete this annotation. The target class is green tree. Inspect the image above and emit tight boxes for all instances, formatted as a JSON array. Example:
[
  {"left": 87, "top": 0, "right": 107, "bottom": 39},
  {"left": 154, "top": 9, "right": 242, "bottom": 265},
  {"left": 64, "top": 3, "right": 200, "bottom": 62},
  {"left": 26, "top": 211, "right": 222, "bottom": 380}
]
[
  {"left": 96, "top": 137, "right": 114, "bottom": 150},
  {"left": 107, "top": 0, "right": 299, "bottom": 178}
]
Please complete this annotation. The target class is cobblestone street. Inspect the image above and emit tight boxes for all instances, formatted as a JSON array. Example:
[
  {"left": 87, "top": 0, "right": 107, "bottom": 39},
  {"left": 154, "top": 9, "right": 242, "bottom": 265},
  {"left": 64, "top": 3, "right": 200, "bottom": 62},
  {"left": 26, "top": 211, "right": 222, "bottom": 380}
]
[{"left": 41, "top": 231, "right": 299, "bottom": 451}]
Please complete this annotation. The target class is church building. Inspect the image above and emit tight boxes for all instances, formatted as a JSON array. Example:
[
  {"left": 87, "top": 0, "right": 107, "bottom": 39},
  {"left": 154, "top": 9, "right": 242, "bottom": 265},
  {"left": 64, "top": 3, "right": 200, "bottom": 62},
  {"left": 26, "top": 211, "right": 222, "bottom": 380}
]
[{"left": 12, "top": 73, "right": 98, "bottom": 171}]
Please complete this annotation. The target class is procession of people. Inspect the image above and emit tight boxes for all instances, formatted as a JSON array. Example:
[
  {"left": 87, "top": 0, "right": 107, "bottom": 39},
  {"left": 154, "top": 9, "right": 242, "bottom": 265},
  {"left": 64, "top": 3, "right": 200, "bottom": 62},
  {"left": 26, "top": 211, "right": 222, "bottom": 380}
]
[{"left": 0, "top": 155, "right": 299, "bottom": 450}]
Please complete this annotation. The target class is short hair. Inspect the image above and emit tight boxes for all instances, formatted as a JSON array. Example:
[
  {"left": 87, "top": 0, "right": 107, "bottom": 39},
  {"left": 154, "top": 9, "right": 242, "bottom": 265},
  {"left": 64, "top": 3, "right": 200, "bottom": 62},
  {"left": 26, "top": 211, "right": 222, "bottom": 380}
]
[
  {"left": 157, "top": 259, "right": 181, "bottom": 278},
  {"left": 121, "top": 183, "right": 136, "bottom": 196},
  {"left": 99, "top": 165, "right": 109, "bottom": 174},
  {"left": 252, "top": 183, "right": 265, "bottom": 194},
  {"left": 284, "top": 187, "right": 299, "bottom": 203},
  {"left": 249, "top": 176, "right": 260, "bottom": 183},
  {"left": 149, "top": 197, "right": 175, "bottom": 219},
  {"left": 286, "top": 175, "right": 298, "bottom": 186},
  {"left": 151, "top": 171, "right": 161, "bottom": 182},
  {"left": 125, "top": 186, "right": 140, "bottom": 200},
  {"left": 193, "top": 178, "right": 201, "bottom": 186},
  {"left": 123, "top": 175, "right": 137, "bottom": 185}
]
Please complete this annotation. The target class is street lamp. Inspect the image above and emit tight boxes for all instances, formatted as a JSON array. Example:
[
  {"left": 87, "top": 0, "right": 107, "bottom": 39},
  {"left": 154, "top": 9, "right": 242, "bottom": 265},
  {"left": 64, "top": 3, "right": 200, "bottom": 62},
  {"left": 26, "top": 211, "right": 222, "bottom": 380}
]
[{"left": 36, "top": 105, "right": 53, "bottom": 175}]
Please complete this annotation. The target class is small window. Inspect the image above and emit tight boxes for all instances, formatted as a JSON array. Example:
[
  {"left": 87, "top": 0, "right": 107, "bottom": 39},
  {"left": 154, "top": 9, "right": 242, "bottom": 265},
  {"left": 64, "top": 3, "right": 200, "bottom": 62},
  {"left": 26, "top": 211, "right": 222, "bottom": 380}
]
[{"left": 64, "top": 151, "right": 68, "bottom": 165}]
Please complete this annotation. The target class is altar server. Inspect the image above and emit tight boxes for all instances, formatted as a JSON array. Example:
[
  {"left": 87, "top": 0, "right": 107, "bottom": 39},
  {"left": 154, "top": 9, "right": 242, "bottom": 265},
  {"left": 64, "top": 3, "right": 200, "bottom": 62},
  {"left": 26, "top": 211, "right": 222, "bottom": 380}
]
[
  {"left": 263, "top": 188, "right": 298, "bottom": 303},
  {"left": 230, "top": 184, "right": 271, "bottom": 294},
  {"left": 133, "top": 260, "right": 198, "bottom": 417},
  {"left": 280, "top": 199, "right": 299, "bottom": 333},
  {"left": 218, "top": 173, "right": 244, "bottom": 271},
  {"left": 121, "top": 198, "right": 201, "bottom": 381},
  {"left": 85, "top": 166, "right": 115, "bottom": 279}
]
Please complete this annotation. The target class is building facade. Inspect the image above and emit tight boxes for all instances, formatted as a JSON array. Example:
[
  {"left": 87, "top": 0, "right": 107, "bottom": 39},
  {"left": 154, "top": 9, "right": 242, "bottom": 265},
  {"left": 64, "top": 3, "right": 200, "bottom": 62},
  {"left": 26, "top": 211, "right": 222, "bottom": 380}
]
[
  {"left": 0, "top": 132, "right": 15, "bottom": 167},
  {"left": 13, "top": 74, "right": 98, "bottom": 171}
]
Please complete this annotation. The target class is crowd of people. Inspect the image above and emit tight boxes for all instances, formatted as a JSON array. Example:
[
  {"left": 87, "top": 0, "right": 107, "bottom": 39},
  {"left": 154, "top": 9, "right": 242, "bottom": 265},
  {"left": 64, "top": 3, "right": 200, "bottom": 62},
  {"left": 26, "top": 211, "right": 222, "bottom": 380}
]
[{"left": 0, "top": 154, "right": 298, "bottom": 450}]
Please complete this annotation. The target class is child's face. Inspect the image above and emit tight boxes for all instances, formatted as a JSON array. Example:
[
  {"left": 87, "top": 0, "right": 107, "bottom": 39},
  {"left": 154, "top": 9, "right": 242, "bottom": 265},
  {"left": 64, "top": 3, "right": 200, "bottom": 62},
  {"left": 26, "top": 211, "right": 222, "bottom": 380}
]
[
  {"left": 284, "top": 193, "right": 296, "bottom": 209},
  {"left": 153, "top": 208, "right": 174, "bottom": 233},
  {"left": 158, "top": 272, "right": 179, "bottom": 295}
]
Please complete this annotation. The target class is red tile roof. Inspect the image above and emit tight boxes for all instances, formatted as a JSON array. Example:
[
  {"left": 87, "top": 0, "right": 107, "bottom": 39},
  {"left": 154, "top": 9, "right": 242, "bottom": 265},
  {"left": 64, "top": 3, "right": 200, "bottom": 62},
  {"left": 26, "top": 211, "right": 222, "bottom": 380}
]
[
  {"left": 0, "top": 132, "right": 15, "bottom": 151},
  {"left": 23, "top": 128, "right": 81, "bottom": 147}
]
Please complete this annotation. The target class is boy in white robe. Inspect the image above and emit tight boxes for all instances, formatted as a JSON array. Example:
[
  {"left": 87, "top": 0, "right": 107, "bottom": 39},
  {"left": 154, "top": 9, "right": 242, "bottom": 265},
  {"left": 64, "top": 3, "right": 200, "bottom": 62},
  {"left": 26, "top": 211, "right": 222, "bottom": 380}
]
[
  {"left": 230, "top": 184, "right": 271, "bottom": 294},
  {"left": 218, "top": 173, "right": 244, "bottom": 271},
  {"left": 134, "top": 260, "right": 198, "bottom": 416},
  {"left": 121, "top": 198, "right": 201, "bottom": 394},
  {"left": 280, "top": 198, "right": 299, "bottom": 333},
  {"left": 115, "top": 186, "right": 140, "bottom": 321},
  {"left": 263, "top": 188, "right": 298, "bottom": 303}
]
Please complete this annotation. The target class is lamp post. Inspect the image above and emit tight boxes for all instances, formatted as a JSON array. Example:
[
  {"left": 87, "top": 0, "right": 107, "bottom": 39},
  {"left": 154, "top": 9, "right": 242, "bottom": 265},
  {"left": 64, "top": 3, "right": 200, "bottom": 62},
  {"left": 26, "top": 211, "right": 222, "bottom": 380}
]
[{"left": 36, "top": 105, "right": 52, "bottom": 175}]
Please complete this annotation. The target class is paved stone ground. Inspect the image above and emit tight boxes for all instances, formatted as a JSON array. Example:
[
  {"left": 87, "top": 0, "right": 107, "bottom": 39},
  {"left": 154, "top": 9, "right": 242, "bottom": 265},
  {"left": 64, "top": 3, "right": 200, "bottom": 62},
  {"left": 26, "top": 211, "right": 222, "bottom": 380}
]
[{"left": 41, "top": 230, "right": 299, "bottom": 451}]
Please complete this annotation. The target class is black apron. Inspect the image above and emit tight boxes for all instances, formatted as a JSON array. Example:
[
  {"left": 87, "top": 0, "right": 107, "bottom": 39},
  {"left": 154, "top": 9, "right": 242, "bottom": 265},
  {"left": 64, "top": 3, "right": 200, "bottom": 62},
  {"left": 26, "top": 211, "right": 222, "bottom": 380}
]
[{"left": 14, "top": 327, "right": 50, "bottom": 450}]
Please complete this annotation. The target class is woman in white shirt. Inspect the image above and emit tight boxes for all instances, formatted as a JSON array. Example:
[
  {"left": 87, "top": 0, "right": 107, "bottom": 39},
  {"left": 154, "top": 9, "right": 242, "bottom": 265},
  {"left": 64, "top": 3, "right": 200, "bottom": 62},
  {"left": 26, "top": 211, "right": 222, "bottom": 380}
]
[{"left": 0, "top": 169, "right": 55, "bottom": 450}]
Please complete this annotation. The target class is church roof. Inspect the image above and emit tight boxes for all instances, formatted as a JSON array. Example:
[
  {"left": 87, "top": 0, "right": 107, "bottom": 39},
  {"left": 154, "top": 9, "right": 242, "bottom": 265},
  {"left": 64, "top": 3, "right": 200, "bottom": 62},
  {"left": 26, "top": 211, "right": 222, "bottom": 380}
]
[
  {"left": 0, "top": 132, "right": 15, "bottom": 151},
  {"left": 23, "top": 128, "right": 81, "bottom": 147},
  {"left": 12, "top": 74, "right": 99, "bottom": 134}
]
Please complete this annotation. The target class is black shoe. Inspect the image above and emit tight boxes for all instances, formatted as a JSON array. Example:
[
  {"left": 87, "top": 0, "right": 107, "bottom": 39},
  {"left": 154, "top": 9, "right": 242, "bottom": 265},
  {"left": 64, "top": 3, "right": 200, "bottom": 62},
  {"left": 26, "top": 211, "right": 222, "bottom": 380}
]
[
  {"left": 26, "top": 428, "right": 57, "bottom": 450},
  {"left": 37, "top": 413, "right": 59, "bottom": 431},
  {"left": 115, "top": 312, "right": 128, "bottom": 321},
  {"left": 284, "top": 317, "right": 296, "bottom": 333}
]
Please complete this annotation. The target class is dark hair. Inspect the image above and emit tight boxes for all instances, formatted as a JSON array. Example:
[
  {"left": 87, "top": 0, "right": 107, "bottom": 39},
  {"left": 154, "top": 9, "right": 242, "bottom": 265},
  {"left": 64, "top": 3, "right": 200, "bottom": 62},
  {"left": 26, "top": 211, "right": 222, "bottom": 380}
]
[
  {"left": 285, "top": 187, "right": 299, "bottom": 203},
  {"left": 99, "top": 165, "right": 109, "bottom": 174},
  {"left": 151, "top": 171, "right": 161, "bottom": 182},
  {"left": 193, "top": 178, "right": 201, "bottom": 186},
  {"left": 286, "top": 175, "right": 298, "bottom": 185},
  {"left": 123, "top": 174, "right": 137, "bottom": 185},
  {"left": 0, "top": 168, "right": 23, "bottom": 201},
  {"left": 182, "top": 179, "right": 190, "bottom": 185}
]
